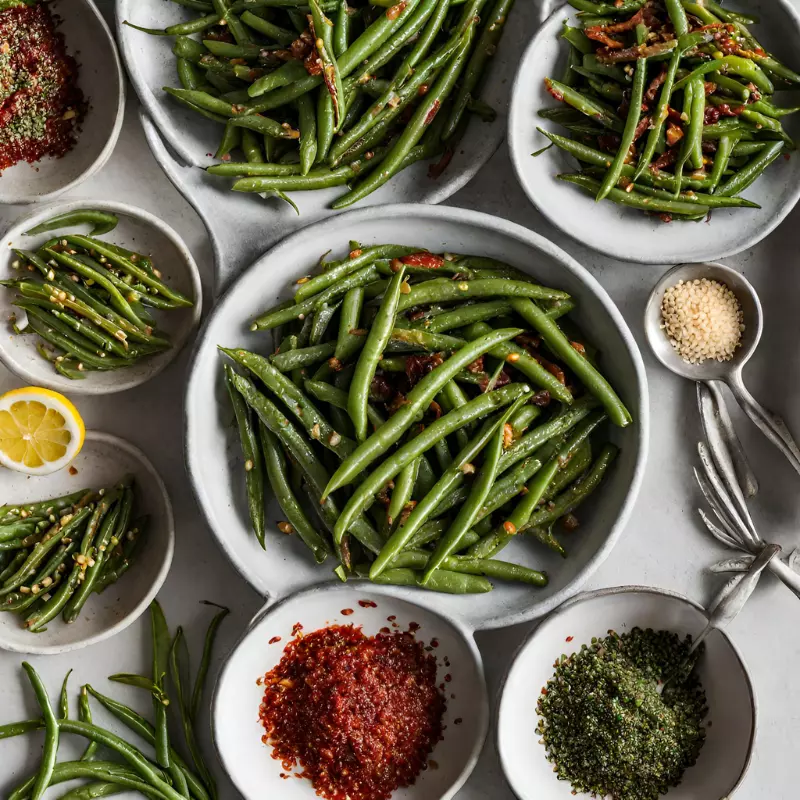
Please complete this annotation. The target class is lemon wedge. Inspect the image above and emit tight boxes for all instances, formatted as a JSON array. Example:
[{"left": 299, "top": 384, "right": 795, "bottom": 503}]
[{"left": 0, "top": 387, "right": 85, "bottom": 475}]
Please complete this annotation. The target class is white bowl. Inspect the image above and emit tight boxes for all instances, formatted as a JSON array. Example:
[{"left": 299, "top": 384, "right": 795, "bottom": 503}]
[
  {"left": 184, "top": 204, "right": 649, "bottom": 631},
  {"left": 0, "top": 431, "right": 175, "bottom": 655},
  {"left": 0, "top": 200, "right": 203, "bottom": 394},
  {"left": 213, "top": 583, "right": 488, "bottom": 800},
  {"left": 508, "top": 0, "right": 800, "bottom": 264},
  {"left": 116, "top": 0, "right": 537, "bottom": 214},
  {"left": 498, "top": 586, "right": 756, "bottom": 800},
  {"left": 0, "top": 0, "right": 125, "bottom": 204}
]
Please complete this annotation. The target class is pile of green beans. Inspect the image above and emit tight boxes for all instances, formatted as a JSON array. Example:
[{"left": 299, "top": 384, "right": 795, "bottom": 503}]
[
  {"left": 0, "top": 599, "right": 228, "bottom": 800},
  {"left": 537, "top": 0, "right": 799, "bottom": 221},
  {"left": 126, "top": 0, "right": 515, "bottom": 208},
  {"left": 0, "top": 482, "right": 146, "bottom": 631},
  {"left": 221, "top": 240, "right": 632, "bottom": 594},
  {"left": 2, "top": 209, "right": 194, "bottom": 380}
]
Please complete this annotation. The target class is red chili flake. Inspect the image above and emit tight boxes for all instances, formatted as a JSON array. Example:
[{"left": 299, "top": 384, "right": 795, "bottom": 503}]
[
  {"left": 386, "top": 1, "right": 407, "bottom": 21},
  {"left": 341, "top": 608, "right": 354, "bottom": 616},
  {"left": 358, "top": 600, "right": 377, "bottom": 608},
  {"left": 408, "top": 621, "right": 420, "bottom": 632},
  {"left": 259, "top": 624, "right": 445, "bottom": 800},
  {"left": 405, "top": 353, "right": 443, "bottom": 387},
  {"left": 562, "top": 514, "right": 580, "bottom": 532},
  {"left": 531, "top": 390, "right": 551, "bottom": 407},
  {"left": 423, "top": 99, "right": 441, "bottom": 126},
  {"left": 380, "top": 626, "right": 391, "bottom": 634},
  {"left": 444, "top": 674, "right": 452, "bottom": 683},
  {"left": 544, "top": 79, "right": 564, "bottom": 102},
  {"left": 644, "top": 65, "right": 668, "bottom": 103},
  {"left": 0, "top": 4, "right": 86, "bottom": 172},
  {"left": 658, "top": 213, "right": 673, "bottom": 224},
  {"left": 68, "top": 466, "right": 78, "bottom": 476},
  {"left": 704, "top": 106, "right": 721, "bottom": 125},
  {"left": 387, "top": 615, "right": 397, "bottom": 622},
  {"left": 566, "top": 636, "right": 574, "bottom": 642},
  {"left": 269, "top": 636, "right": 282, "bottom": 645},
  {"left": 291, "top": 622, "right": 303, "bottom": 637},
  {"left": 532, "top": 354, "right": 566, "bottom": 385},
  {"left": 430, "top": 638, "right": 439, "bottom": 648},
  {"left": 541, "top": 688, "right": 548, "bottom": 695},
  {"left": 633, "top": 114, "right": 651, "bottom": 142},
  {"left": 584, "top": 29, "right": 625, "bottom": 49},
  {"left": 400, "top": 252, "right": 445, "bottom": 269}
]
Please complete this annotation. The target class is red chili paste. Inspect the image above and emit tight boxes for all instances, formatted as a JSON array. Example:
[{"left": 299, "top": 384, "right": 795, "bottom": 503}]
[
  {"left": 0, "top": 3, "right": 84, "bottom": 172},
  {"left": 258, "top": 624, "right": 446, "bottom": 800}
]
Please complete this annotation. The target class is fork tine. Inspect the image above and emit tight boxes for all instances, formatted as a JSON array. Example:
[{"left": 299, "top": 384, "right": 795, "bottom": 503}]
[
  {"left": 693, "top": 468, "right": 753, "bottom": 551},
  {"left": 697, "top": 507, "right": 743, "bottom": 550},
  {"left": 697, "top": 442, "right": 761, "bottom": 547}
]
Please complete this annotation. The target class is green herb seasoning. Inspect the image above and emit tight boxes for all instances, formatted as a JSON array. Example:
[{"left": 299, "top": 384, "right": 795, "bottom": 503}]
[{"left": 536, "top": 627, "right": 708, "bottom": 800}]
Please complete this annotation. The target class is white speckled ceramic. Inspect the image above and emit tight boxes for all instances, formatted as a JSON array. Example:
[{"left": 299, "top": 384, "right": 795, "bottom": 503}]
[
  {"left": 0, "top": 431, "right": 174, "bottom": 655},
  {"left": 117, "top": 0, "right": 549, "bottom": 288},
  {"left": 0, "top": 0, "right": 125, "bottom": 205},
  {"left": 508, "top": 0, "right": 800, "bottom": 264},
  {"left": 0, "top": 200, "right": 203, "bottom": 394},
  {"left": 213, "top": 584, "right": 488, "bottom": 800},
  {"left": 184, "top": 204, "right": 649, "bottom": 632},
  {"left": 497, "top": 586, "right": 756, "bottom": 800}
]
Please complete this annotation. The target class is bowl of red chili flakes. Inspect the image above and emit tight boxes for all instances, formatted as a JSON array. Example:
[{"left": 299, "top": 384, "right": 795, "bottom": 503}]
[
  {"left": 213, "top": 584, "right": 489, "bottom": 800},
  {"left": 0, "top": 0, "right": 125, "bottom": 204}
]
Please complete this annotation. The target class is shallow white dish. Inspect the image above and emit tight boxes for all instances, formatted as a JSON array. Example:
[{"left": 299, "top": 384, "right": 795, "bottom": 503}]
[
  {"left": 184, "top": 204, "right": 649, "bottom": 631},
  {"left": 0, "top": 200, "right": 203, "bottom": 395},
  {"left": 497, "top": 586, "right": 756, "bottom": 800},
  {"left": 117, "top": 0, "right": 546, "bottom": 287},
  {"left": 213, "top": 583, "right": 488, "bottom": 800},
  {"left": 0, "top": 0, "right": 125, "bottom": 205},
  {"left": 508, "top": 0, "right": 800, "bottom": 264},
  {"left": 0, "top": 431, "right": 174, "bottom": 655}
]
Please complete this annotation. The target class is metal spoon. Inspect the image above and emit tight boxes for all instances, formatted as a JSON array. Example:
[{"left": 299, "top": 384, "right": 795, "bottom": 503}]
[
  {"left": 664, "top": 542, "right": 780, "bottom": 691},
  {"left": 644, "top": 261, "right": 800, "bottom": 478}
]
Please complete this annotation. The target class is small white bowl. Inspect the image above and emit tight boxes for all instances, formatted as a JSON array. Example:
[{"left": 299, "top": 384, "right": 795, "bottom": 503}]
[
  {"left": 508, "top": 0, "right": 800, "bottom": 264},
  {"left": 497, "top": 586, "right": 756, "bottom": 800},
  {"left": 0, "top": 431, "right": 175, "bottom": 655},
  {"left": 0, "top": 200, "right": 203, "bottom": 394},
  {"left": 0, "top": 0, "right": 125, "bottom": 204},
  {"left": 213, "top": 583, "right": 488, "bottom": 800}
]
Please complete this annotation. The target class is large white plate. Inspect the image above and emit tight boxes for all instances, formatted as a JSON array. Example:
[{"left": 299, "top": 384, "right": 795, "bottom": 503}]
[
  {"left": 184, "top": 204, "right": 649, "bottom": 630},
  {"left": 509, "top": 0, "right": 800, "bottom": 264}
]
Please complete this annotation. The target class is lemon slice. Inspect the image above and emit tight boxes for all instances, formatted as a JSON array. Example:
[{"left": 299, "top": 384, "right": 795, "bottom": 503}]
[{"left": 0, "top": 387, "right": 85, "bottom": 475}]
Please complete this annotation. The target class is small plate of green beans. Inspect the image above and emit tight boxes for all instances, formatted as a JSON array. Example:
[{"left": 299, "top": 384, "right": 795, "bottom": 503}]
[
  {"left": 0, "top": 431, "right": 174, "bottom": 655},
  {"left": 0, "top": 202, "right": 203, "bottom": 395},
  {"left": 116, "top": 0, "right": 536, "bottom": 216},
  {"left": 509, "top": 0, "right": 800, "bottom": 264},
  {"left": 185, "top": 204, "right": 649, "bottom": 631}
]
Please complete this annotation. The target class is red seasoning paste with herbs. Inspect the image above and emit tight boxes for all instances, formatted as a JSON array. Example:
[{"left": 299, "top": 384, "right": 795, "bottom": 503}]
[
  {"left": 258, "top": 623, "right": 446, "bottom": 800},
  {"left": 0, "top": 2, "right": 85, "bottom": 172}
]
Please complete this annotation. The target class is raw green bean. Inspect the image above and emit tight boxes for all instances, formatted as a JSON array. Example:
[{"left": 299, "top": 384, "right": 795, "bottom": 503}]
[
  {"left": 149, "top": 600, "right": 172, "bottom": 771},
  {"left": 21, "top": 662, "right": 59, "bottom": 800},
  {"left": 25, "top": 211, "right": 118, "bottom": 237},
  {"left": 79, "top": 687, "right": 98, "bottom": 761},
  {"left": 59, "top": 670, "right": 72, "bottom": 720},
  {"left": 191, "top": 602, "right": 230, "bottom": 723}
]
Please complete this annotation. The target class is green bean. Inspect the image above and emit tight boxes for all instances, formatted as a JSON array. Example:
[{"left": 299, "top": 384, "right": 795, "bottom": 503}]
[
  {"left": 568, "top": 0, "right": 645, "bottom": 13},
  {"left": 125, "top": 14, "right": 221, "bottom": 37},
  {"left": 270, "top": 341, "right": 335, "bottom": 371},
  {"left": 241, "top": 128, "right": 264, "bottom": 163},
  {"left": 21, "top": 662, "right": 59, "bottom": 800},
  {"left": 716, "top": 140, "right": 784, "bottom": 197},
  {"left": 334, "top": 286, "right": 365, "bottom": 363},
  {"left": 732, "top": 141, "right": 766, "bottom": 157},
  {"left": 0, "top": 719, "right": 42, "bottom": 740},
  {"left": 523, "top": 443, "right": 618, "bottom": 531},
  {"left": 84, "top": 688, "right": 209, "bottom": 800},
  {"left": 362, "top": 565, "right": 492, "bottom": 593},
  {"left": 674, "top": 55, "right": 773, "bottom": 95},
  {"left": 391, "top": 550, "right": 548, "bottom": 585},
  {"left": 334, "top": 0, "right": 351, "bottom": 57},
  {"left": 557, "top": 173, "right": 710, "bottom": 218},
  {"left": 260, "top": 424, "right": 331, "bottom": 562},
  {"left": 59, "top": 670, "right": 72, "bottom": 720},
  {"left": 349, "top": 265, "right": 406, "bottom": 441},
  {"left": 422, "top": 397, "right": 524, "bottom": 583},
  {"left": 333, "top": 382, "right": 530, "bottom": 542},
  {"left": 751, "top": 54, "right": 800, "bottom": 85},
  {"left": 240, "top": 10, "right": 295, "bottom": 42},
  {"left": 413, "top": 300, "right": 511, "bottom": 332},
  {"left": 248, "top": 61, "right": 308, "bottom": 98},
  {"left": 324, "top": 327, "right": 522, "bottom": 495},
  {"left": 79, "top": 687, "right": 98, "bottom": 761},
  {"left": 149, "top": 600, "right": 172, "bottom": 772},
  {"left": 228, "top": 113, "right": 299, "bottom": 139},
  {"left": 442, "top": 0, "right": 515, "bottom": 139},
  {"left": 293, "top": 93, "right": 317, "bottom": 175},
  {"left": 305, "top": 380, "right": 385, "bottom": 430},
  {"left": 25, "top": 211, "right": 118, "bottom": 237},
  {"left": 191, "top": 602, "right": 230, "bottom": 723},
  {"left": 631, "top": 183, "right": 758, "bottom": 209},
  {"left": 397, "top": 277, "right": 569, "bottom": 311},
  {"left": 544, "top": 78, "right": 623, "bottom": 131},
  {"left": 224, "top": 364, "right": 266, "bottom": 547}
]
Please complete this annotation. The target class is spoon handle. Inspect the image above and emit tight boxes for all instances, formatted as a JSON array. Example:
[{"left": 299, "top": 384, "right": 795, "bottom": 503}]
[
  {"left": 698, "top": 381, "right": 758, "bottom": 498},
  {"left": 726, "top": 371, "right": 800, "bottom": 478}
]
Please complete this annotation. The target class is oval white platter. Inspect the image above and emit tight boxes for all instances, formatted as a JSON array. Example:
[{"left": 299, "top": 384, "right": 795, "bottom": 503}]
[
  {"left": 117, "top": 0, "right": 549, "bottom": 287},
  {"left": 213, "top": 584, "right": 488, "bottom": 800},
  {"left": 509, "top": 0, "right": 800, "bottom": 264},
  {"left": 498, "top": 586, "right": 756, "bottom": 800},
  {"left": 184, "top": 203, "right": 649, "bottom": 631},
  {"left": 0, "top": 0, "right": 125, "bottom": 205},
  {"left": 0, "top": 200, "right": 203, "bottom": 395},
  {"left": 0, "top": 431, "right": 174, "bottom": 655}
]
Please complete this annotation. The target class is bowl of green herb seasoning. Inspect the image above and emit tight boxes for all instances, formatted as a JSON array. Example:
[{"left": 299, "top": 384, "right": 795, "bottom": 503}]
[{"left": 497, "top": 586, "right": 756, "bottom": 800}]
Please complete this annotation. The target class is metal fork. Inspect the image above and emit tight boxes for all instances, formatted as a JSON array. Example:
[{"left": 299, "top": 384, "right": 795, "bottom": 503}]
[{"left": 695, "top": 383, "right": 800, "bottom": 600}]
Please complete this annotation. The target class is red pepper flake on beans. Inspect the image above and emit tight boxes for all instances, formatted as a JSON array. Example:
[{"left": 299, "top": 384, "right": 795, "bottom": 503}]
[
  {"left": 0, "top": 3, "right": 86, "bottom": 172},
  {"left": 400, "top": 252, "right": 445, "bottom": 269},
  {"left": 259, "top": 624, "right": 445, "bottom": 800},
  {"left": 358, "top": 599, "right": 377, "bottom": 608}
]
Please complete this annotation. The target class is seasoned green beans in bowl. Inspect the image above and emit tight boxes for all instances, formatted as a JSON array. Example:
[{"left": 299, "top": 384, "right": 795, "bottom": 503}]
[{"left": 185, "top": 205, "right": 649, "bottom": 630}]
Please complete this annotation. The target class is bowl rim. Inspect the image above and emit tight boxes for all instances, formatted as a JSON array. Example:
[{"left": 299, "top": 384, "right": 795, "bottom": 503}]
[
  {"left": 210, "top": 580, "right": 490, "bottom": 800},
  {"left": 0, "top": 0, "right": 127, "bottom": 205},
  {"left": 183, "top": 202, "right": 650, "bottom": 631},
  {"left": 496, "top": 584, "right": 758, "bottom": 800},
  {"left": 0, "top": 199, "right": 203, "bottom": 395},
  {"left": 507, "top": 0, "right": 800, "bottom": 265},
  {"left": 0, "top": 429, "right": 175, "bottom": 655}
]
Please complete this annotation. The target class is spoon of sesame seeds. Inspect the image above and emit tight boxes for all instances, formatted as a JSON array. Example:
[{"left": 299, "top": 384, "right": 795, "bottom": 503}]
[{"left": 644, "top": 261, "right": 800, "bottom": 479}]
